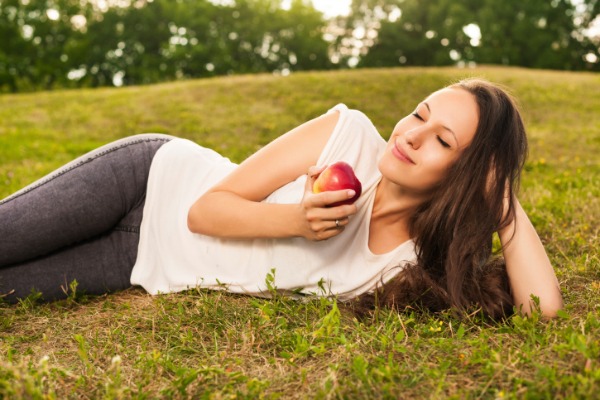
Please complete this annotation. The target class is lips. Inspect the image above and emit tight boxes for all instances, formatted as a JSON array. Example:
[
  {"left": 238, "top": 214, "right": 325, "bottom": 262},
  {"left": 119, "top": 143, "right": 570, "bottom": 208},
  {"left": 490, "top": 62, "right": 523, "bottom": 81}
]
[{"left": 392, "top": 141, "right": 415, "bottom": 164}]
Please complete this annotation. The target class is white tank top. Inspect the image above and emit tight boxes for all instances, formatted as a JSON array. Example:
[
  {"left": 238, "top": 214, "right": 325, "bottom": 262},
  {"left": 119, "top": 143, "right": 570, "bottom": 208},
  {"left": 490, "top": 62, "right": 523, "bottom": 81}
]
[{"left": 130, "top": 104, "right": 416, "bottom": 300}]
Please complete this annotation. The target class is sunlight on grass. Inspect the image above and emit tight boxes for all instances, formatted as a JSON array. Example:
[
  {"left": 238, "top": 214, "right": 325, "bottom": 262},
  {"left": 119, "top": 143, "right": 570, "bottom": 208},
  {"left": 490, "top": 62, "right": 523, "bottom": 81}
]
[{"left": 0, "top": 66, "right": 598, "bottom": 398}]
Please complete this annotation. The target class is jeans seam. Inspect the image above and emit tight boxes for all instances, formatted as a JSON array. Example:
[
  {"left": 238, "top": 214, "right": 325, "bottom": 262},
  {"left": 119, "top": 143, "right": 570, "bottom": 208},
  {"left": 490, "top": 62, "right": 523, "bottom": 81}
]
[
  {"left": 114, "top": 225, "right": 141, "bottom": 234},
  {"left": 0, "top": 137, "right": 171, "bottom": 206}
]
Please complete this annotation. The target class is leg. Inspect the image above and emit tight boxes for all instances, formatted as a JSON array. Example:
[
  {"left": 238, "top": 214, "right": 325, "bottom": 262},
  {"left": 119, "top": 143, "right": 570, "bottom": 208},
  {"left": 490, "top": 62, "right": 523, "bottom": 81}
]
[
  {"left": 0, "top": 134, "right": 173, "bottom": 267},
  {"left": 0, "top": 203, "right": 143, "bottom": 303}
]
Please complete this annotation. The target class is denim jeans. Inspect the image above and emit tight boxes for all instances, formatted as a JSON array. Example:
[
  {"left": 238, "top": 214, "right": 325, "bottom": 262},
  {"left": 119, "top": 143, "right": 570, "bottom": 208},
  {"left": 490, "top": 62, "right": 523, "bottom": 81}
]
[{"left": 0, "top": 134, "right": 174, "bottom": 303}]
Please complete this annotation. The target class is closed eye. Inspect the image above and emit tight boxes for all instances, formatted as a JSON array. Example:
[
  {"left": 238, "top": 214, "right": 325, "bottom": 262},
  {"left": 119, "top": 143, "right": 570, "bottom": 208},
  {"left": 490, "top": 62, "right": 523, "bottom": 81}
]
[
  {"left": 413, "top": 111, "right": 452, "bottom": 148},
  {"left": 412, "top": 112, "right": 424, "bottom": 121},
  {"left": 437, "top": 136, "right": 451, "bottom": 148}
]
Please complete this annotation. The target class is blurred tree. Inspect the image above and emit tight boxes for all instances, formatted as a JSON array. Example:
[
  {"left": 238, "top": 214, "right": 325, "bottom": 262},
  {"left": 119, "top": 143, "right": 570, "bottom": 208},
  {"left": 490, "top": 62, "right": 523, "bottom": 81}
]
[
  {"left": 350, "top": 0, "right": 472, "bottom": 67},
  {"left": 276, "top": 0, "right": 332, "bottom": 71},
  {"left": 207, "top": 0, "right": 330, "bottom": 75},
  {"left": 0, "top": 0, "right": 93, "bottom": 91},
  {"left": 348, "top": 0, "right": 600, "bottom": 71},
  {"left": 470, "top": 0, "right": 593, "bottom": 70},
  {"left": 162, "top": 0, "right": 220, "bottom": 79},
  {"left": 0, "top": 0, "right": 333, "bottom": 91},
  {"left": 1, "top": 0, "right": 597, "bottom": 92},
  {"left": 0, "top": 0, "right": 27, "bottom": 92},
  {"left": 81, "top": 0, "right": 184, "bottom": 87},
  {"left": 579, "top": 0, "right": 600, "bottom": 69}
]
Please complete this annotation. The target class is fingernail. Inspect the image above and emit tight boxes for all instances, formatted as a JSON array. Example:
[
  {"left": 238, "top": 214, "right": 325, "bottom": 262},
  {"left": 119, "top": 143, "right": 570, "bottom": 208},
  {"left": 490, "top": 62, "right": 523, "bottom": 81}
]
[{"left": 347, "top": 190, "right": 356, "bottom": 197}]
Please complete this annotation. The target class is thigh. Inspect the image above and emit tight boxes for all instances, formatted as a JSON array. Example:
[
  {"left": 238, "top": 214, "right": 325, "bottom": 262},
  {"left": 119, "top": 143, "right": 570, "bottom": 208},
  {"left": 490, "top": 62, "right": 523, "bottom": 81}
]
[
  {"left": 0, "top": 226, "right": 140, "bottom": 303},
  {"left": 0, "top": 134, "right": 173, "bottom": 267}
]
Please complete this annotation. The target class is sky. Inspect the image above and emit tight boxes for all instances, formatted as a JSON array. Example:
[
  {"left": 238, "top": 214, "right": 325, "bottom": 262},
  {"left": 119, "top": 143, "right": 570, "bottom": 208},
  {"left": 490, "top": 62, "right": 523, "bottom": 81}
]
[
  {"left": 280, "top": 0, "right": 351, "bottom": 18},
  {"left": 311, "top": 0, "right": 352, "bottom": 18}
]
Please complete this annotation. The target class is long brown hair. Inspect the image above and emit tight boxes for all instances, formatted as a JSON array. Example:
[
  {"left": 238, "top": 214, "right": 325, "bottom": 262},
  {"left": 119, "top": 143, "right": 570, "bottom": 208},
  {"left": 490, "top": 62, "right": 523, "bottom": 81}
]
[{"left": 356, "top": 78, "right": 528, "bottom": 320}]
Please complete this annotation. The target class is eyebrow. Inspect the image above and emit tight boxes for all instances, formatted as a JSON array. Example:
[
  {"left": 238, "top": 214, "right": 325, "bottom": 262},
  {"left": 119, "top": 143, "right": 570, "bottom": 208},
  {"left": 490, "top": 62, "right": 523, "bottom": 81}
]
[{"left": 423, "top": 102, "right": 459, "bottom": 146}]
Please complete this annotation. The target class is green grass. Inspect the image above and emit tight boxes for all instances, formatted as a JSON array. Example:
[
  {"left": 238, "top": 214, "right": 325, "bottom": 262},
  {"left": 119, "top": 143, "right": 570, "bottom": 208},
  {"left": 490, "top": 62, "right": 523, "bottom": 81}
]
[{"left": 1, "top": 66, "right": 599, "bottom": 398}]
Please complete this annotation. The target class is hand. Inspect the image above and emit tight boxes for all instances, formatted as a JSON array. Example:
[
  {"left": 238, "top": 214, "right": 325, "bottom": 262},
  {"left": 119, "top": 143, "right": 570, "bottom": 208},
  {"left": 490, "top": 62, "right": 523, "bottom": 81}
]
[{"left": 298, "top": 166, "right": 358, "bottom": 241}]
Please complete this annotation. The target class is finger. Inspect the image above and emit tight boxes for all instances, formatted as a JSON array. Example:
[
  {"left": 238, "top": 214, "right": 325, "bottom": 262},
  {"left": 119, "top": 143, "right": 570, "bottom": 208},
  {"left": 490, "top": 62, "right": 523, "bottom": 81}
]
[
  {"left": 313, "top": 225, "right": 345, "bottom": 241},
  {"left": 305, "top": 204, "right": 357, "bottom": 225},
  {"left": 332, "top": 217, "right": 349, "bottom": 229},
  {"left": 310, "top": 189, "right": 357, "bottom": 208},
  {"left": 304, "top": 165, "right": 327, "bottom": 193},
  {"left": 312, "top": 219, "right": 345, "bottom": 232}
]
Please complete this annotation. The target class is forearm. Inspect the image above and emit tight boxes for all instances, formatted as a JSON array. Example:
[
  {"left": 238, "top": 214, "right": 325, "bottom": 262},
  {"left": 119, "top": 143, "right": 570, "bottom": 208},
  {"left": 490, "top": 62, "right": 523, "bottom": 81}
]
[
  {"left": 185, "top": 111, "right": 347, "bottom": 240},
  {"left": 187, "top": 191, "right": 303, "bottom": 239},
  {"left": 499, "top": 200, "right": 563, "bottom": 317}
]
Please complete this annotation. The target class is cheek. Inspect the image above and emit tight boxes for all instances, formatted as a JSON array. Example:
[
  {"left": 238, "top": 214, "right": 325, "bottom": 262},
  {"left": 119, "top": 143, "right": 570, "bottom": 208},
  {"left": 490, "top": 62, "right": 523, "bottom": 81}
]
[
  {"left": 421, "top": 148, "right": 450, "bottom": 170},
  {"left": 390, "top": 118, "right": 411, "bottom": 138},
  {"left": 387, "top": 129, "right": 400, "bottom": 145},
  {"left": 419, "top": 150, "right": 457, "bottom": 181}
]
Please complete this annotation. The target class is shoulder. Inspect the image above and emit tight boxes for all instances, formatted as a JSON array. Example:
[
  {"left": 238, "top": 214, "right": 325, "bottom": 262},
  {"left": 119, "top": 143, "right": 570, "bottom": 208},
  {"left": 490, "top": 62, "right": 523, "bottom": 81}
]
[
  {"left": 325, "top": 104, "right": 384, "bottom": 147},
  {"left": 328, "top": 104, "right": 377, "bottom": 128},
  {"left": 327, "top": 104, "right": 383, "bottom": 146},
  {"left": 317, "top": 104, "right": 386, "bottom": 175}
]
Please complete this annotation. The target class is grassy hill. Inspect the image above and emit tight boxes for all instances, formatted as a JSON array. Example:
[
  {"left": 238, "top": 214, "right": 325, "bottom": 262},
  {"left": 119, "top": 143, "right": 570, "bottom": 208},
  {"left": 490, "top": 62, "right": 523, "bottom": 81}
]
[{"left": 0, "top": 66, "right": 599, "bottom": 398}]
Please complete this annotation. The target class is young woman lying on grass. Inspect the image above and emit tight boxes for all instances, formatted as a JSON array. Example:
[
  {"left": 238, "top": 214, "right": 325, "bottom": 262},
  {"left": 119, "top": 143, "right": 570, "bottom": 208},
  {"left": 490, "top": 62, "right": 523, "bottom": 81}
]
[{"left": 0, "top": 78, "right": 562, "bottom": 319}]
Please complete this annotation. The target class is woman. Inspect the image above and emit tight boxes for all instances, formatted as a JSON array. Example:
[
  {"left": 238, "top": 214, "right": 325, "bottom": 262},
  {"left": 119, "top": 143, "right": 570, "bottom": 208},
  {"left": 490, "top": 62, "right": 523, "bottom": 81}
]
[{"left": 0, "top": 78, "right": 563, "bottom": 319}]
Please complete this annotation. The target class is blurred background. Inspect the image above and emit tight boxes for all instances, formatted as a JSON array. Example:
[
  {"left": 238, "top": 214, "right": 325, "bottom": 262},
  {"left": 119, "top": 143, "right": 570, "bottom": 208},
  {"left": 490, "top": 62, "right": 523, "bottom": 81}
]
[{"left": 1, "top": 0, "right": 598, "bottom": 93}]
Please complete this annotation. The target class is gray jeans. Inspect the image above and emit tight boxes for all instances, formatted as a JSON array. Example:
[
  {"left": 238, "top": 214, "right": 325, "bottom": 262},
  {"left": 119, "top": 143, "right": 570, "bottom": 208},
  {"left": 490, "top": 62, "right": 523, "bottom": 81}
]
[{"left": 0, "top": 134, "right": 174, "bottom": 303}]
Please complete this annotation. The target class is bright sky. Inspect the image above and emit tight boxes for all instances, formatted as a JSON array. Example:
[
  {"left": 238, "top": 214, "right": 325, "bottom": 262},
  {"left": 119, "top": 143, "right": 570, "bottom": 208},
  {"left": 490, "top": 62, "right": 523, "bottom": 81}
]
[
  {"left": 311, "top": 0, "right": 352, "bottom": 18},
  {"left": 281, "top": 0, "right": 351, "bottom": 18}
]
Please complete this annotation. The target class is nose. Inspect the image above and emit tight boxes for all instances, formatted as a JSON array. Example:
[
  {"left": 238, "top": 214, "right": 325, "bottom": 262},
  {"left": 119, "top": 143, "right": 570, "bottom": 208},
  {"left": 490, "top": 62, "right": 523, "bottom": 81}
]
[{"left": 405, "top": 126, "right": 425, "bottom": 149}]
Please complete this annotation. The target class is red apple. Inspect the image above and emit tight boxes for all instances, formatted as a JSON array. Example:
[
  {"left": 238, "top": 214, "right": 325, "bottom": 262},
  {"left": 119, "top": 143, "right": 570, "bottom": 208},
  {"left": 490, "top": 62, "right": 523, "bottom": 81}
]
[{"left": 313, "top": 161, "right": 362, "bottom": 206}]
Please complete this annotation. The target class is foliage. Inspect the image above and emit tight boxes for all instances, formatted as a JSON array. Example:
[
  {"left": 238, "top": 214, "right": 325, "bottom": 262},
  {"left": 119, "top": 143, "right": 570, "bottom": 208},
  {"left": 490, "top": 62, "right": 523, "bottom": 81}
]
[
  {"left": 0, "top": 66, "right": 599, "bottom": 398},
  {"left": 1, "top": 0, "right": 600, "bottom": 92},
  {"left": 352, "top": 0, "right": 600, "bottom": 71},
  {"left": 0, "top": 0, "right": 332, "bottom": 91},
  {"left": 0, "top": 0, "right": 95, "bottom": 91},
  {"left": 469, "top": 0, "right": 595, "bottom": 70}
]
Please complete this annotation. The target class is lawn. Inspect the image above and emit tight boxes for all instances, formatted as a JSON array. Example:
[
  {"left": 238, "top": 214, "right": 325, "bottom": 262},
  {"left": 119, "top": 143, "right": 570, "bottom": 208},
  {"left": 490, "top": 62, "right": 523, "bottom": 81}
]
[{"left": 0, "top": 66, "right": 599, "bottom": 399}]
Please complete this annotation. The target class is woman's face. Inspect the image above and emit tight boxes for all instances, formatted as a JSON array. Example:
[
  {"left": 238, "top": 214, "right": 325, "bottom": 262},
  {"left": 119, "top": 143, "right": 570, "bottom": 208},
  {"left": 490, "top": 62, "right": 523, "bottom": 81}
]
[{"left": 379, "top": 87, "right": 479, "bottom": 195}]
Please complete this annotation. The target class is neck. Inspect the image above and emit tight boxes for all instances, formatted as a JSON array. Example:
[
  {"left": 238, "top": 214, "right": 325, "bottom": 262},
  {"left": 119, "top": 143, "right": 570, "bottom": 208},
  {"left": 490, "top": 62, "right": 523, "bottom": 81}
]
[
  {"left": 372, "top": 177, "right": 428, "bottom": 222},
  {"left": 368, "top": 177, "right": 429, "bottom": 254}
]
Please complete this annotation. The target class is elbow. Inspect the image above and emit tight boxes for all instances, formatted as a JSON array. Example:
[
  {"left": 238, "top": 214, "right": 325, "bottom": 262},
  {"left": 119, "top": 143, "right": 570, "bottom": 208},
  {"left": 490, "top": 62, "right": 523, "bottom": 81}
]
[
  {"left": 187, "top": 208, "right": 198, "bottom": 233},
  {"left": 517, "top": 291, "right": 564, "bottom": 319},
  {"left": 187, "top": 204, "right": 204, "bottom": 234},
  {"left": 539, "top": 283, "right": 564, "bottom": 319},
  {"left": 539, "top": 295, "right": 564, "bottom": 319},
  {"left": 187, "top": 191, "right": 231, "bottom": 236}
]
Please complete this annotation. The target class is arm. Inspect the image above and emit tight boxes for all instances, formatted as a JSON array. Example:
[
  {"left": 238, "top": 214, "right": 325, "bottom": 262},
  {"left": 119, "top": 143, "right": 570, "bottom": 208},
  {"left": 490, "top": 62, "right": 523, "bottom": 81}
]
[
  {"left": 187, "top": 111, "right": 358, "bottom": 241},
  {"left": 499, "top": 199, "right": 563, "bottom": 317}
]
